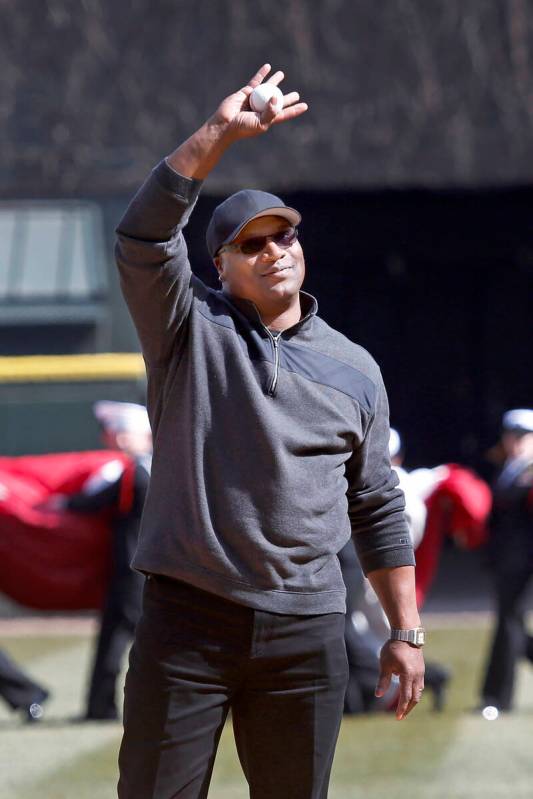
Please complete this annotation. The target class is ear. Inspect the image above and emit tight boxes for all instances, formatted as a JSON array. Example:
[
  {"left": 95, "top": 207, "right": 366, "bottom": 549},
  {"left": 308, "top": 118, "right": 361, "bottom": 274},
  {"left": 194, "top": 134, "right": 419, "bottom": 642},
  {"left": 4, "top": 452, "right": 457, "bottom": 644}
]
[{"left": 213, "top": 256, "right": 224, "bottom": 283}]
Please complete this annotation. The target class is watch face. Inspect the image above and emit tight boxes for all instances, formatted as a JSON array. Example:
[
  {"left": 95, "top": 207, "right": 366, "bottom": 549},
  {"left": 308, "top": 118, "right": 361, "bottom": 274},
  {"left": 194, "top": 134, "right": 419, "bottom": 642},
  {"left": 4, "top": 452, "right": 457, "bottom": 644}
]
[{"left": 414, "top": 629, "right": 425, "bottom": 646}]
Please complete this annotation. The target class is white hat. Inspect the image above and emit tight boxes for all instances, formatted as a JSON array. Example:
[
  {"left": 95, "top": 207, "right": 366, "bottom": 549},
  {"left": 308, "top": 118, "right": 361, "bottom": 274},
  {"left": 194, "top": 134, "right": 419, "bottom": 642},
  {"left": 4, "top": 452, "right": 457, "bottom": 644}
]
[
  {"left": 389, "top": 428, "right": 402, "bottom": 459},
  {"left": 502, "top": 408, "right": 533, "bottom": 434},
  {"left": 93, "top": 401, "right": 151, "bottom": 434}
]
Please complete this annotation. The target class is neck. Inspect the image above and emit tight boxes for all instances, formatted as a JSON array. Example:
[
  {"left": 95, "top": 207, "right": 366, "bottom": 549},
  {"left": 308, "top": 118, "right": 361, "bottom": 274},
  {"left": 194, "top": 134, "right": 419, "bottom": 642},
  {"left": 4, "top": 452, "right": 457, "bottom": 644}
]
[
  {"left": 224, "top": 288, "right": 304, "bottom": 331},
  {"left": 258, "top": 298, "right": 302, "bottom": 331}
]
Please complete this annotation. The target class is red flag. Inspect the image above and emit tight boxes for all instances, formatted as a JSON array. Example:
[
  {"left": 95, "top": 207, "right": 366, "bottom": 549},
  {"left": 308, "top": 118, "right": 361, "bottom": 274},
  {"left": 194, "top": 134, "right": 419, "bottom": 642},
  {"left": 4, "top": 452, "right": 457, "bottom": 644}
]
[
  {"left": 415, "top": 465, "right": 492, "bottom": 607},
  {"left": 0, "top": 451, "right": 131, "bottom": 610}
]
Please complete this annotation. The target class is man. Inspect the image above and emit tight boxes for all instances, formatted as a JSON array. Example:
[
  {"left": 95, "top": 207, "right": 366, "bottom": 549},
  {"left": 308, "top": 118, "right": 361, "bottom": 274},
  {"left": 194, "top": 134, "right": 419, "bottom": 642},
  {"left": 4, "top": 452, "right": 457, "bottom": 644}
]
[
  {"left": 65, "top": 401, "right": 152, "bottom": 720},
  {"left": 480, "top": 408, "right": 533, "bottom": 715},
  {"left": 116, "top": 65, "right": 424, "bottom": 798}
]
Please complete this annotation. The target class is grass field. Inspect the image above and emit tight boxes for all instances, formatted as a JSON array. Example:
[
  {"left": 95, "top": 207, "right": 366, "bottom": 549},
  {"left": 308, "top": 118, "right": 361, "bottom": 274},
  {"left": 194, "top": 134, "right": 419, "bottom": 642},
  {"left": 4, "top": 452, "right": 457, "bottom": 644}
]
[{"left": 1, "top": 617, "right": 532, "bottom": 799}]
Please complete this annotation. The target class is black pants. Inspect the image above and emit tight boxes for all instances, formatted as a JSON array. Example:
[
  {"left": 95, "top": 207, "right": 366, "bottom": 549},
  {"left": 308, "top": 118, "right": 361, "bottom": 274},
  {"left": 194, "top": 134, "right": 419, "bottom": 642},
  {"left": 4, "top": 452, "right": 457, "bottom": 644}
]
[
  {"left": 118, "top": 576, "right": 348, "bottom": 799},
  {"left": 85, "top": 519, "right": 145, "bottom": 719},
  {"left": 481, "top": 566, "right": 533, "bottom": 710},
  {"left": 86, "top": 566, "right": 144, "bottom": 718},
  {"left": 0, "top": 648, "right": 45, "bottom": 710}
]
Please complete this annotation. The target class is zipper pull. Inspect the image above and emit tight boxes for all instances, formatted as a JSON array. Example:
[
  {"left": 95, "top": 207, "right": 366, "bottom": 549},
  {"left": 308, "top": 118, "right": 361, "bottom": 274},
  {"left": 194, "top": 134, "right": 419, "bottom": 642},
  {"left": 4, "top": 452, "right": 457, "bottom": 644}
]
[{"left": 268, "top": 332, "right": 281, "bottom": 396}]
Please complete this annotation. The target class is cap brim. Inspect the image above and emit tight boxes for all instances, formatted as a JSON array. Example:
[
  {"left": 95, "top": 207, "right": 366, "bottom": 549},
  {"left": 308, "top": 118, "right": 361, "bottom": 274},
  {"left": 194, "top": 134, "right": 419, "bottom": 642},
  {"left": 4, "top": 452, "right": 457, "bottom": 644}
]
[{"left": 220, "top": 206, "right": 301, "bottom": 250}]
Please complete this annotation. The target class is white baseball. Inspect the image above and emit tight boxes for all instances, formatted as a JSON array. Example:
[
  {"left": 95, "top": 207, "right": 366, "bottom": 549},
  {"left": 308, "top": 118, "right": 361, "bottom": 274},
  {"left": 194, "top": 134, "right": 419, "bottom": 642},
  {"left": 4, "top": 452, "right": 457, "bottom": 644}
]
[{"left": 249, "top": 84, "right": 284, "bottom": 113}]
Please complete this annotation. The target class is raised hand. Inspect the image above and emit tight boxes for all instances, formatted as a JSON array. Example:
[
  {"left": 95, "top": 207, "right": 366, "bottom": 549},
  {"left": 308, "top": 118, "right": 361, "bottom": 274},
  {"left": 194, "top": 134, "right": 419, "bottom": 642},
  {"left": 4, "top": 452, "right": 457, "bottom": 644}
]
[
  {"left": 167, "top": 65, "right": 308, "bottom": 180},
  {"left": 212, "top": 63, "right": 308, "bottom": 142}
]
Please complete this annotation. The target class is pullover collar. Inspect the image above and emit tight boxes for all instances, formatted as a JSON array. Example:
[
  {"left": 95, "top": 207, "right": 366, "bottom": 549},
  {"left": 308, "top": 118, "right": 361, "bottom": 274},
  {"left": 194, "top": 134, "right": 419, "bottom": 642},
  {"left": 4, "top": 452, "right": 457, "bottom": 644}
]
[{"left": 219, "top": 290, "right": 318, "bottom": 336}]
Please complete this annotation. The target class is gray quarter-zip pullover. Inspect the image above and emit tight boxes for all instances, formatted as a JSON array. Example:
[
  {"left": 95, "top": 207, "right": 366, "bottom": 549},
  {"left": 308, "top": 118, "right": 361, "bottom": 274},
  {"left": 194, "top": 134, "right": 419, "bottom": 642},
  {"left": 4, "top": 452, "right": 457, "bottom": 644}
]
[{"left": 115, "top": 159, "right": 414, "bottom": 615}]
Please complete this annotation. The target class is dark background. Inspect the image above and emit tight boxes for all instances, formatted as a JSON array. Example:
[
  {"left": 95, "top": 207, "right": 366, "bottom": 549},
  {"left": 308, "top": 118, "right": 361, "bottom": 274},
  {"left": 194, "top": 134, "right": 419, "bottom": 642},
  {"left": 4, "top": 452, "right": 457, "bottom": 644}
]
[
  {"left": 186, "top": 185, "right": 533, "bottom": 473},
  {"left": 3, "top": 1, "right": 533, "bottom": 194},
  {"left": 1, "top": 0, "right": 532, "bottom": 471}
]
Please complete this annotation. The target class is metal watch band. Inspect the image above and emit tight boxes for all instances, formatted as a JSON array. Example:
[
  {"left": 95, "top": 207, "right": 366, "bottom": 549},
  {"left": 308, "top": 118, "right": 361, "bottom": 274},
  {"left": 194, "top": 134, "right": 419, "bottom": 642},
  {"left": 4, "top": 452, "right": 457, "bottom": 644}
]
[{"left": 389, "top": 627, "right": 425, "bottom": 647}]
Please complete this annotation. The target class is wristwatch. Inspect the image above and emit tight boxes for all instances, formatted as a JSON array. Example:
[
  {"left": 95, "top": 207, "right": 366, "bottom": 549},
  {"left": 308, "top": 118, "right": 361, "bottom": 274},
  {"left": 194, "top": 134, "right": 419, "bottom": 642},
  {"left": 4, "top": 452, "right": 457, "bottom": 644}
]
[{"left": 389, "top": 627, "right": 425, "bottom": 647}]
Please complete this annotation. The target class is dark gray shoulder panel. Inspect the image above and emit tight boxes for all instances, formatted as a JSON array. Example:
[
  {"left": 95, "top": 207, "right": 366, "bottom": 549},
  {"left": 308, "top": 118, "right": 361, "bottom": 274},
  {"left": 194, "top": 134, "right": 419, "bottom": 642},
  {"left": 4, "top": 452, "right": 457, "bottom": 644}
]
[
  {"left": 293, "top": 316, "right": 382, "bottom": 384},
  {"left": 280, "top": 341, "right": 377, "bottom": 412}
]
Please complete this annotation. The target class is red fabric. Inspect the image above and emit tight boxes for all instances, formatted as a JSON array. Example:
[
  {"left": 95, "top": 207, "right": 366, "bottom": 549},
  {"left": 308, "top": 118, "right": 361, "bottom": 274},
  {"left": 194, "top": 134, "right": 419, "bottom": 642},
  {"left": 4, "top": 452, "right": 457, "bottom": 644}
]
[
  {"left": 415, "top": 464, "right": 492, "bottom": 607},
  {"left": 0, "top": 451, "right": 131, "bottom": 611}
]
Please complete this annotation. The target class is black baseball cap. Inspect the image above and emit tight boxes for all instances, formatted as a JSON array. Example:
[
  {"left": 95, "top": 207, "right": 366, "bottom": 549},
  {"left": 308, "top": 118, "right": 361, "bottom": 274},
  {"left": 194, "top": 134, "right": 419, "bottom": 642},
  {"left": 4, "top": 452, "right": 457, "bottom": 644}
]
[{"left": 206, "top": 189, "right": 301, "bottom": 258}]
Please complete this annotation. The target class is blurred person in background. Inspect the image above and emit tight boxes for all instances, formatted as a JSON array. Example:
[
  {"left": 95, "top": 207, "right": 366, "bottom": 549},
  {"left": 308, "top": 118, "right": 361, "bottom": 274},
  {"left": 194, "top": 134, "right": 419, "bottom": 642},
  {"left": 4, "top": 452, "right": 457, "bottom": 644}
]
[
  {"left": 0, "top": 647, "right": 49, "bottom": 722},
  {"left": 62, "top": 401, "right": 152, "bottom": 721},
  {"left": 388, "top": 428, "right": 427, "bottom": 550},
  {"left": 0, "top": 482, "right": 50, "bottom": 722},
  {"left": 339, "top": 540, "right": 394, "bottom": 714},
  {"left": 480, "top": 408, "right": 533, "bottom": 715}
]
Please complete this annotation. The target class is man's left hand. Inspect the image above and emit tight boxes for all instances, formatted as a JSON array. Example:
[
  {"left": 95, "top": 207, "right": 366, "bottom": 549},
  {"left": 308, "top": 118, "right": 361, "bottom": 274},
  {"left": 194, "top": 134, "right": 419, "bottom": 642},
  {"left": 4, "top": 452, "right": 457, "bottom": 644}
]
[
  {"left": 375, "top": 640, "right": 425, "bottom": 720},
  {"left": 212, "top": 64, "right": 308, "bottom": 145}
]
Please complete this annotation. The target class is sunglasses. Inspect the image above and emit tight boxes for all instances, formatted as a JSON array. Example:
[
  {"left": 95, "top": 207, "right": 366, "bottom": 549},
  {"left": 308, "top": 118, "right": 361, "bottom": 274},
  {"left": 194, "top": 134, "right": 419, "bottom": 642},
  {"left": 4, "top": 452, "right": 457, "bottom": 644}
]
[{"left": 218, "top": 226, "right": 298, "bottom": 256}]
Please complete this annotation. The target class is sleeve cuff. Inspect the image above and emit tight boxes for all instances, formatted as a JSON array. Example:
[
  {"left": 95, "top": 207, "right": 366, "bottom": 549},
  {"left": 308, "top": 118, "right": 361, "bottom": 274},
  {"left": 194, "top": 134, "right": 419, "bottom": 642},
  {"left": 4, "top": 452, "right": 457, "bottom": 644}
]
[
  {"left": 358, "top": 544, "right": 416, "bottom": 576},
  {"left": 353, "top": 521, "right": 415, "bottom": 576},
  {"left": 151, "top": 158, "right": 203, "bottom": 205}
]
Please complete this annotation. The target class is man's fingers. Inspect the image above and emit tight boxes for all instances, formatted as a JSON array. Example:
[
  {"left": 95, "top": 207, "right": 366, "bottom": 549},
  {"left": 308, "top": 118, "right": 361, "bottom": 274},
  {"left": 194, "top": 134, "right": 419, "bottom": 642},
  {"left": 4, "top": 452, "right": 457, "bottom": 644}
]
[
  {"left": 259, "top": 96, "right": 282, "bottom": 125},
  {"left": 270, "top": 102, "right": 309, "bottom": 125},
  {"left": 396, "top": 677, "right": 424, "bottom": 720},
  {"left": 249, "top": 64, "right": 272, "bottom": 87},
  {"left": 242, "top": 63, "right": 272, "bottom": 94},
  {"left": 266, "top": 70, "right": 285, "bottom": 86},
  {"left": 375, "top": 671, "right": 392, "bottom": 698},
  {"left": 243, "top": 67, "right": 286, "bottom": 97},
  {"left": 395, "top": 678, "right": 412, "bottom": 720},
  {"left": 282, "top": 91, "right": 300, "bottom": 107},
  {"left": 398, "top": 692, "right": 422, "bottom": 720}
]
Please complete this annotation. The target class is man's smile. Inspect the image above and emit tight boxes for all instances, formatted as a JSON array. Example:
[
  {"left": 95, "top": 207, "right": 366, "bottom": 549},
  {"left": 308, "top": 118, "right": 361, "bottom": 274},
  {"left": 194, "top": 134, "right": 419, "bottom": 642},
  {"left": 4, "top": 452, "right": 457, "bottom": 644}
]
[{"left": 261, "top": 264, "right": 294, "bottom": 277}]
